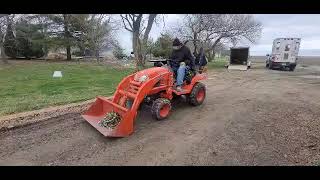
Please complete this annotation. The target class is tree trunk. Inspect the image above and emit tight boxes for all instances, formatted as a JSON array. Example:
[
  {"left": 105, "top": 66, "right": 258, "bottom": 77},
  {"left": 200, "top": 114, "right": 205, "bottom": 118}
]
[
  {"left": 132, "top": 35, "right": 144, "bottom": 68},
  {"left": 1, "top": 44, "right": 8, "bottom": 64},
  {"left": 130, "top": 15, "right": 144, "bottom": 69},
  {"left": 95, "top": 49, "right": 99, "bottom": 62},
  {"left": 193, "top": 33, "right": 198, "bottom": 54},
  {"left": 79, "top": 45, "right": 85, "bottom": 56},
  {"left": 139, "top": 14, "right": 157, "bottom": 68},
  {"left": 63, "top": 14, "right": 72, "bottom": 60},
  {"left": 137, "top": 39, "right": 144, "bottom": 68},
  {"left": 212, "top": 50, "right": 216, "bottom": 61},
  {"left": 207, "top": 51, "right": 212, "bottom": 62},
  {"left": 207, "top": 37, "right": 222, "bottom": 61},
  {"left": 66, "top": 45, "right": 71, "bottom": 60},
  {"left": 132, "top": 30, "right": 143, "bottom": 68},
  {"left": 142, "top": 14, "right": 157, "bottom": 43},
  {"left": 0, "top": 30, "right": 7, "bottom": 63},
  {"left": 0, "top": 15, "right": 8, "bottom": 64}
]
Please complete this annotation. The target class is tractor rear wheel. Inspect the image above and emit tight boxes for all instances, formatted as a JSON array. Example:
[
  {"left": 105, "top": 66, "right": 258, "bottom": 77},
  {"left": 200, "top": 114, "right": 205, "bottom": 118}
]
[
  {"left": 188, "top": 82, "right": 206, "bottom": 106},
  {"left": 151, "top": 98, "right": 171, "bottom": 120}
]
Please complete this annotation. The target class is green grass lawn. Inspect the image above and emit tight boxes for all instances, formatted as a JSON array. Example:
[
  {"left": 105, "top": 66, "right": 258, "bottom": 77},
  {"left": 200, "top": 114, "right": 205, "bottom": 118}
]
[
  {"left": 207, "top": 57, "right": 228, "bottom": 69},
  {"left": 0, "top": 62, "right": 133, "bottom": 116},
  {"left": 0, "top": 57, "right": 228, "bottom": 116}
]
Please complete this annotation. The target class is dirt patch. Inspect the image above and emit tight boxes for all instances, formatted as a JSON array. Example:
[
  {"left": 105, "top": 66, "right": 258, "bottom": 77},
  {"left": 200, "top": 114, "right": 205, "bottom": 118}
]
[
  {"left": 299, "top": 75, "right": 320, "bottom": 79},
  {"left": 0, "top": 99, "right": 95, "bottom": 131},
  {"left": 0, "top": 63, "right": 320, "bottom": 165}
]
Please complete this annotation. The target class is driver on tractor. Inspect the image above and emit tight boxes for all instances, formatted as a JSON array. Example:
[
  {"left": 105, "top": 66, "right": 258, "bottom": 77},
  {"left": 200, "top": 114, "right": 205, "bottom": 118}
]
[{"left": 169, "top": 38, "right": 196, "bottom": 92}]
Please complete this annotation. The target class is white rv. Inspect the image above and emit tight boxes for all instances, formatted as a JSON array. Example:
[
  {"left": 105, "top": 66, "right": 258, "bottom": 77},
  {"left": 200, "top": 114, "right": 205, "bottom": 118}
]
[{"left": 266, "top": 38, "right": 301, "bottom": 71}]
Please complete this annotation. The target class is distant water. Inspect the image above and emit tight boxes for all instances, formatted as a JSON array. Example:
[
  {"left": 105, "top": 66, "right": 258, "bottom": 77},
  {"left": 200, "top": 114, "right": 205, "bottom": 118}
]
[{"left": 250, "top": 49, "right": 320, "bottom": 56}]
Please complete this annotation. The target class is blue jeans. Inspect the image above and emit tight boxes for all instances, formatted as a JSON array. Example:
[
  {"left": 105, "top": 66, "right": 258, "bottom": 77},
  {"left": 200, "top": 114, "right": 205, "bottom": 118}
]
[{"left": 174, "top": 64, "right": 186, "bottom": 86}]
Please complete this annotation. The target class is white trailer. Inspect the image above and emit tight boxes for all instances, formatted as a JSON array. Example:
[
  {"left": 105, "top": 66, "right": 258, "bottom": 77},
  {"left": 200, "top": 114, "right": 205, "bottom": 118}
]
[{"left": 266, "top": 38, "right": 301, "bottom": 71}]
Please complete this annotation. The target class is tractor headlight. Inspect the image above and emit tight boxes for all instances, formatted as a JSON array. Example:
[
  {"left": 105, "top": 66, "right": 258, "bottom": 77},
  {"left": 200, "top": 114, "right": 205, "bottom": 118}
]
[{"left": 138, "top": 75, "right": 148, "bottom": 82}]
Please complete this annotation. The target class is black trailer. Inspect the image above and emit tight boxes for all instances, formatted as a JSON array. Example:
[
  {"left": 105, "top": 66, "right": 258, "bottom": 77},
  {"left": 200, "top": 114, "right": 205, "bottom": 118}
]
[{"left": 227, "top": 47, "right": 251, "bottom": 70}]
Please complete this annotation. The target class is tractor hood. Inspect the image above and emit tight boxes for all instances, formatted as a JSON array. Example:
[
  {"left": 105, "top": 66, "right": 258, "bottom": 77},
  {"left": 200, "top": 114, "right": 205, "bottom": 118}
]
[{"left": 134, "top": 67, "right": 170, "bottom": 83}]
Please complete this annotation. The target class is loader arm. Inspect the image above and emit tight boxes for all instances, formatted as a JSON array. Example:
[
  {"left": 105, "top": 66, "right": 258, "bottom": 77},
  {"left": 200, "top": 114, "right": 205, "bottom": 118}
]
[
  {"left": 131, "top": 71, "right": 171, "bottom": 112},
  {"left": 82, "top": 69, "right": 172, "bottom": 137}
]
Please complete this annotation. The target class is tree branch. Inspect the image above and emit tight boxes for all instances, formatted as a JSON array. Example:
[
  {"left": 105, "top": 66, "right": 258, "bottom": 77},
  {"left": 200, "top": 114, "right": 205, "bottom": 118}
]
[
  {"left": 143, "top": 14, "right": 157, "bottom": 42},
  {"left": 120, "top": 14, "right": 133, "bottom": 32}
]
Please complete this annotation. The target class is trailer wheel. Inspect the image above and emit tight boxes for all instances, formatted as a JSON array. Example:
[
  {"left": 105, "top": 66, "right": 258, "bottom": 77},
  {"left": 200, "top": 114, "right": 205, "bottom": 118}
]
[
  {"left": 151, "top": 98, "right": 171, "bottom": 120},
  {"left": 188, "top": 82, "right": 206, "bottom": 106}
]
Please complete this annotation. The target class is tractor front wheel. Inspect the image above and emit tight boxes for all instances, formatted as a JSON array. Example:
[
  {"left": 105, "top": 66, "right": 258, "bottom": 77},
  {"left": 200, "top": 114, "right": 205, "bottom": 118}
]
[
  {"left": 188, "top": 82, "right": 206, "bottom": 106},
  {"left": 151, "top": 98, "right": 171, "bottom": 120}
]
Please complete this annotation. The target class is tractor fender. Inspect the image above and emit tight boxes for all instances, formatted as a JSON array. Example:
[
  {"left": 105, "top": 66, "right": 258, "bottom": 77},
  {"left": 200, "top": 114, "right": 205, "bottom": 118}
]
[{"left": 182, "top": 73, "right": 207, "bottom": 94}]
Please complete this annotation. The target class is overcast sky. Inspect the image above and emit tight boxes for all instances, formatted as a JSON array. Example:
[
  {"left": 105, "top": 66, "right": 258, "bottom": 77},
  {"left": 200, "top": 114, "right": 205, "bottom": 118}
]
[{"left": 116, "top": 14, "right": 320, "bottom": 56}]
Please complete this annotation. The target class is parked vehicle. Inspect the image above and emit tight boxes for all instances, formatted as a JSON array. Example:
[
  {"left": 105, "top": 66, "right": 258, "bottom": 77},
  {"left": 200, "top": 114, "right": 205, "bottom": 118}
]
[
  {"left": 226, "top": 47, "right": 251, "bottom": 71},
  {"left": 266, "top": 38, "right": 301, "bottom": 71}
]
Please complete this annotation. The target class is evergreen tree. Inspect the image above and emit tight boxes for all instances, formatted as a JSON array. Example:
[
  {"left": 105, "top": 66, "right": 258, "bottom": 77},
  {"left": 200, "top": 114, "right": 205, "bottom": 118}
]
[{"left": 3, "top": 18, "right": 17, "bottom": 58}]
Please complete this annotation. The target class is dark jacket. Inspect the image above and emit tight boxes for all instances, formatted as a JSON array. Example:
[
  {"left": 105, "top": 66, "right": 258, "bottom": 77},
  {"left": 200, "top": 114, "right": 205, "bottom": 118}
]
[
  {"left": 196, "top": 51, "right": 207, "bottom": 66},
  {"left": 169, "top": 45, "right": 195, "bottom": 70}
]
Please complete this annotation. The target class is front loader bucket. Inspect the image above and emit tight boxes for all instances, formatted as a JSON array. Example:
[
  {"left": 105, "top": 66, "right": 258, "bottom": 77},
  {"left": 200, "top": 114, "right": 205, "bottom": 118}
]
[{"left": 82, "top": 96, "right": 134, "bottom": 137}]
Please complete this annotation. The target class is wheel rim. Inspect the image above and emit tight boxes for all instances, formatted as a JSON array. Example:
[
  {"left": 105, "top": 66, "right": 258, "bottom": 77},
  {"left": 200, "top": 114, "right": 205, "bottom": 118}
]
[
  {"left": 159, "top": 104, "right": 170, "bottom": 118},
  {"left": 196, "top": 88, "right": 205, "bottom": 102}
]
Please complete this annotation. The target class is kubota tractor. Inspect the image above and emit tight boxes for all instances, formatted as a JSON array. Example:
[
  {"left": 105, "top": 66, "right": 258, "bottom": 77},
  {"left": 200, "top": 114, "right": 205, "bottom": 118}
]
[{"left": 82, "top": 59, "right": 207, "bottom": 137}]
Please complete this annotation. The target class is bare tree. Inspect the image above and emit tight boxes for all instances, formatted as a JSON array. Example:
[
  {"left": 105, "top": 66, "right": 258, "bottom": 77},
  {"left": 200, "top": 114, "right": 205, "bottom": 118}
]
[
  {"left": 69, "top": 14, "right": 117, "bottom": 61},
  {"left": 0, "top": 14, "right": 10, "bottom": 64},
  {"left": 85, "top": 14, "right": 116, "bottom": 61},
  {"left": 172, "top": 14, "right": 219, "bottom": 54},
  {"left": 172, "top": 14, "right": 262, "bottom": 60},
  {"left": 204, "top": 14, "right": 262, "bottom": 59},
  {"left": 120, "top": 14, "right": 157, "bottom": 68}
]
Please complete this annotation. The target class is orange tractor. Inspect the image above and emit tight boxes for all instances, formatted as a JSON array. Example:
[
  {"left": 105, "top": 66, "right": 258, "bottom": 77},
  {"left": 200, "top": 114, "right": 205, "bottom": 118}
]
[{"left": 82, "top": 60, "right": 207, "bottom": 137}]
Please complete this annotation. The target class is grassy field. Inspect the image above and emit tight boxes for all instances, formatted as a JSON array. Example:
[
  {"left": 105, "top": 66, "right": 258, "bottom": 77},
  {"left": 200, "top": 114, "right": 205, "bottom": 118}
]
[
  {"left": 0, "top": 62, "right": 133, "bottom": 116},
  {"left": 207, "top": 57, "right": 228, "bottom": 69},
  {"left": 0, "top": 57, "right": 228, "bottom": 116}
]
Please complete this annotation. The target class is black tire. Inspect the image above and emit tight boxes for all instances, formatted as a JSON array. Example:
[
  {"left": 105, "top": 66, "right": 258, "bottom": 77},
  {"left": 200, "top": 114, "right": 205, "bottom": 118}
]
[
  {"left": 151, "top": 98, "right": 171, "bottom": 120},
  {"left": 154, "top": 62, "right": 163, "bottom": 67},
  {"left": 188, "top": 82, "right": 206, "bottom": 106},
  {"left": 289, "top": 65, "right": 295, "bottom": 71},
  {"left": 269, "top": 62, "right": 273, "bottom": 70}
]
